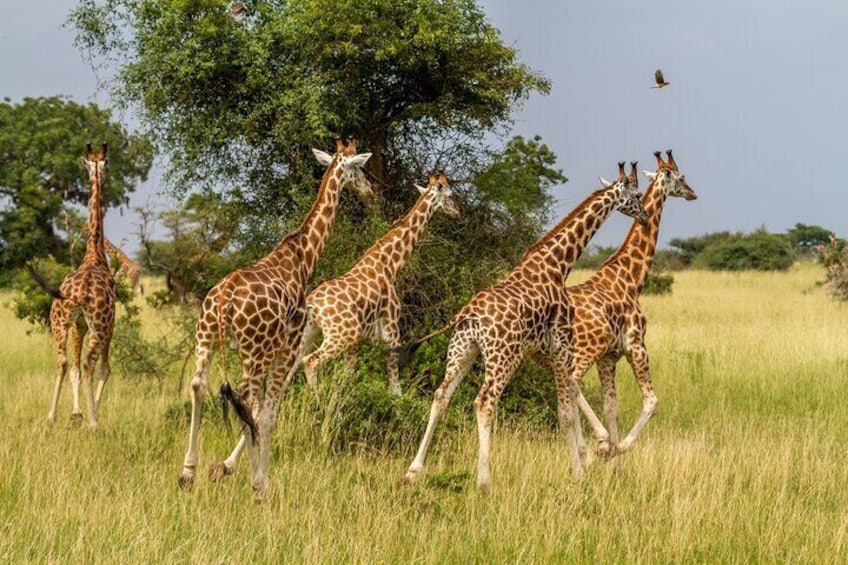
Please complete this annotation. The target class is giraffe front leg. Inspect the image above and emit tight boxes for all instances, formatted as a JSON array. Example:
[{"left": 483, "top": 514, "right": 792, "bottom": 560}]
[
  {"left": 178, "top": 342, "right": 213, "bottom": 491},
  {"left": 209, "top": 434, "right": 247, "bottom": 482},
  {"left": 553, "top": 355, "right": 586, "bottom": 480},
  {"left": 381, "top": 295, "right": 402, "bottom": 395},
  {"left": 404, "top": 337, "right": 479, "bottom": 484},
  {"left": 618, "top": 342, "right": 657, "bottom": 453},
  {"left": 569, "top": 355, "right": 613, "bottom": 459},
  {"left": 302, "top": 333, "right": 349, "bottom": 388},
  {"left": 597, "top": 356, "right": 622, "bottom": 466}
]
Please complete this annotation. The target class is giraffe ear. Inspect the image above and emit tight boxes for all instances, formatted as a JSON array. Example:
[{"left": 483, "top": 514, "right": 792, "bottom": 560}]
[
  {"left": 642, "top": 170, "right": 658, "bottom": 181},
  {"left": 598, "top": 176, "right": 612, "bottom": 188},
  {"left": 414, "top": 184, "right": 427, "bottom": 194},
  {"left": 346, "top": 152, "right": 372, "bottom": 168},
  {"left": 312, "top": 148, "right": 333, "bottom": 166}
]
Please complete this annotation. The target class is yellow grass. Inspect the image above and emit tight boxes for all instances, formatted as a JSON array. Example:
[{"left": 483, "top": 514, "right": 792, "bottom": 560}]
[{"left": 1, "top": 264, "right": 847, "bottom": 562}]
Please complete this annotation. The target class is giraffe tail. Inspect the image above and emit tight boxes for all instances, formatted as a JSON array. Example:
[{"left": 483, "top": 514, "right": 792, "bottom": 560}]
[
  {"left": 215, "top": 283, "right": 257, "bottom": 445},
  {"left": 392, "top": 315, "right": 467, "bottom": 369},
  {"left": 25, "top": 263, "right": 66, "bottom": 300},
  {"left": 220, "top": 381, "right": 258, "bottom": 444}
]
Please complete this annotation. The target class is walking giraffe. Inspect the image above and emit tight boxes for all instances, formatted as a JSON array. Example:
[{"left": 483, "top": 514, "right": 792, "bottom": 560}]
[
  {"left": 568, "top": 151, "right": 696, "bottom": 459},
  {"left": 301, "top": 172, "right": 460, "bottom": 395},
  {"left": 104, "top": 238, "right": 143, "bottom": 294},
  {"left": 46, "top": 143, "right": 116, "bottom": 430},
  {"left": 400, "top": 162, "right": 648, "bottom": 491},
  {"left": 178, "top": 138, "right": 373, "bottom": 501}
]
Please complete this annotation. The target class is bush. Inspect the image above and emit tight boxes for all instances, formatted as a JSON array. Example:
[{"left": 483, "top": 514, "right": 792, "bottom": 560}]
[
  {"left": 643, "top": 271, "right": 674, "bottom": 295},
  {"left": 693, "top": 229, "right": 795, "bottom": 271}
]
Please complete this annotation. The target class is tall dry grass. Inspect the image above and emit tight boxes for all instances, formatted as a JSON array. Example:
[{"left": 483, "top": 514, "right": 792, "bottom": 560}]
[{"left": 1, "top": 264, "right": 847, "bottom": 562}]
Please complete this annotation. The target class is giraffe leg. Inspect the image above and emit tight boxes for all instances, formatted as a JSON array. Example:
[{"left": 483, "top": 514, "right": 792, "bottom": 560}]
[
  {"left": 343, "top": 347, "right": 358, "bottom": 376},
  {"left": 571, "top": 355, "right": 613, "bottom": 459},
  {"left": 68, "top": 322, "right": 86, "bottom": 427},
  {"left": 236, "top": 353, "right": 275, "bottom": 502},
  {"left": 473, "top": 350, "right": 522, "bottom": 493},
  {"left": 597, "top": 356, "right": 622, "bottom": 466},
  {"left": 618, "top": 341, "right": 657, "bottom": 453},
  {"left": 302, "top": 332, "right": 351, "bottom": 387},
  {"left": 209, "top": 434, "right": 247, "bottom": 482},
  {"left": 94, "top": 338, "right": 112, "bottom": 414},
  {"left": 82, "top": 335, "right": 103, "bottom": 429},
  {"left": 380, "top": 305, "right": 402, "bottom": 396},
  {"left": 253, "top": 339, "right": 303, "bottom": 502},
  {"left": 47, "top": 317, "right": 70, "bottom": 429},
  {"left": 299, "top": 319, "right": 322, "bottom": 387},
  {"left": 552, "top": 353, "right": 586, "bottom": 480},
  {"left": 178, "top": 340, "right": 214, "bottom": 491},
  {"left": 404, "top": 334, "right": 479, "bottom": 484}
]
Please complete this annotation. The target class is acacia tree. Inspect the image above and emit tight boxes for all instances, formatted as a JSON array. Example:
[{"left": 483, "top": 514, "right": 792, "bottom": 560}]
[
  {"left": 0, "top": 96, "right": 154, "bottom": 269},
  {"left": 70, "top": 0, "right": 565, "bottom": 335}
]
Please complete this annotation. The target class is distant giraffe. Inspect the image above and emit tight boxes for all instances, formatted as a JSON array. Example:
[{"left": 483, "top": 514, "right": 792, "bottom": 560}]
[
  {"left": 301, "top": 172, "right": 460, "bottom": 395},
  {"left": 47, "top": 143, "right": 116, "bottom": 430},
  {"left": 178, "top": 138, "right": 373, "bottom": 501},
  {"left": 400, "top": 163, "right": 648, "bottom": 491},
  {"left": 104, "top": 238, "right": 143, "bottom": 294},
  {"left": 568, "top": 151, "right": 696, "bottom": 458}
]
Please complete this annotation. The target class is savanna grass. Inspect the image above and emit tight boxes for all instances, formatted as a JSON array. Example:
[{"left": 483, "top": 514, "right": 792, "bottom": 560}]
[{"left": 1, "top": 265, "right": 847, "bottom": 562}]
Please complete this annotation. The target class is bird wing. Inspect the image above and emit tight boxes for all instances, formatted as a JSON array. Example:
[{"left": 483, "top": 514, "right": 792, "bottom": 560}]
[{"left": 655, "top": 69, "right": 665, "bottom": 84}]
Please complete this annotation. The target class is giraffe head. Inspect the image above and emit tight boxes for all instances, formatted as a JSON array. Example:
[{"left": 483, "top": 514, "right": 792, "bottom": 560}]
[
  {"left": 312, "top": 137, "right": 374, "bottom": 199},
  {"left": 600, "top": 161, "right": 649, "bottom": 226},
  {"left": 643, "top": 150, "right": 697, "bottom": 201},
  {"left": 415, "top": 172, "right": 460, "bottom": 219},
  {"left": 83, "top": 142, "right": 108, "bottom": 184}
]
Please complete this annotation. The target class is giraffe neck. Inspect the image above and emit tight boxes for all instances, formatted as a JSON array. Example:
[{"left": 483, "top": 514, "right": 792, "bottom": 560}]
[
  {"left": 597, "top": 179, "right": 665, "bottom": 292},
  {"left": 355, "top": 191, "right": 438, "bottom": 280},
  {"left": 82, "top": 173, "right": 108, "bottom": 266},
  {"left": 266, "top": 160, "right": 343, "bottom": 278},
  {"left": 513, "top": 187, "right": 617, "bottom": 282}
]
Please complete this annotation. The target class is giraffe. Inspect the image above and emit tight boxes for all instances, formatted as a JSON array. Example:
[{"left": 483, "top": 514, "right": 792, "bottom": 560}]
[
  {"left": 104, "top": 237, "right": 143, "bottom": 294},
  {"left": 300, "top": 172, "right": 460, "bottom": 395},
  {"left": 46, "top": 143, "right": 116, "bottom": 430},
  {"left": 568, "top": 150, "right": 696, "bottom": 459},
  {"left": 178, "top": 138, "right": 373, "bottom": 501},
  {"left": 400, "top": 162, "right": 648, "bottom": 491}
]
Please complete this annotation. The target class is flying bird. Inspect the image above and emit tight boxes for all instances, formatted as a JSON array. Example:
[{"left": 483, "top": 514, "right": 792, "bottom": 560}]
[
  {"left": 231, "top": 2, "right": 248, "bottom": 17},
  {"left": 652, "top": 69, "right": 670, "bottom": 89}
]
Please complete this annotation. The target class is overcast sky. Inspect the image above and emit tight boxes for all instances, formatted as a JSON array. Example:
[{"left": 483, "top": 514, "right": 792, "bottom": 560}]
[{"left": 2, "top": 0, "right": 847, "bottom": 249}]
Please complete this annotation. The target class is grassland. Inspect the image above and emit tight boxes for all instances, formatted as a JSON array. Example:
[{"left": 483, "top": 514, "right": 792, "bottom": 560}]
[{"left": 1, "top": 263, "right": 847, "bottom": 563}]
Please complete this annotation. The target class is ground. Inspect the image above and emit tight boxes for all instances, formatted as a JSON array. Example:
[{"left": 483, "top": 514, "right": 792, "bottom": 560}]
[{"left": 1, "top": 264, "right": 847, "bottom": 562}]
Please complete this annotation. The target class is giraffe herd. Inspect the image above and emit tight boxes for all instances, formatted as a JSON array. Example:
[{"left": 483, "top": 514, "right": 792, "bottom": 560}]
[{"left": 44, "top": 139, "right": 695, "bottom": 501}]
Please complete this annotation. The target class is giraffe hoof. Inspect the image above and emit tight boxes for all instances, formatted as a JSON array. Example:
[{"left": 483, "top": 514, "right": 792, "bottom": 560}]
[
  {"left": 402, "top": 467, "right": 423, "bottom": 485},
  {"left": 69, "top": 413, "right": 84, "bottom": 428},
  {"left": 476, "top": 479, "right": 492, "bottom": 495},
  {"left": 178, "top": 469, "right": 196, "bottom": 492},
  {"left": 252, "top": 480, "right": 269, "bottom": 503},
  {"left": 209, "top": 461, "right": 234, "bottom": 482}
]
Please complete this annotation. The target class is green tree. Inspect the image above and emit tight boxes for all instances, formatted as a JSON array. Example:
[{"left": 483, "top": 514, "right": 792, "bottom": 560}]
[
  {"left": 693, "top": 229, "right": 795, "bottom": 271},
  {"left": 0, "top": 96, "right": 154, "bottom": 269},
  {"left": 785, "top": 223, "right": 833, "bottom": 251},
  {"left": 70, "top": 0, "right": 548, "bottom": 216},
  {"left": 70, "top": 0, "right": 560, "bottom": 331}
]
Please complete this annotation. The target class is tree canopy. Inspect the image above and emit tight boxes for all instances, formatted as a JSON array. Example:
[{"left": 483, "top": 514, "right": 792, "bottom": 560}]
[
  {"left": 0, "top": 96, "right": 154, "bottom": 268},
  {"left": 70, "top": 0, "right": 563, "bottom": 334}
]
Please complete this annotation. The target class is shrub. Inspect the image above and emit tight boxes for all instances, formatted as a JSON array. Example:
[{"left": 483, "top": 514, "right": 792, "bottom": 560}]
[
  {"left": 643, "top": 271, "right": 674, "bottom": 295},
  {"left": 693, "top": 229, "right": 795, "bottom": 271}
]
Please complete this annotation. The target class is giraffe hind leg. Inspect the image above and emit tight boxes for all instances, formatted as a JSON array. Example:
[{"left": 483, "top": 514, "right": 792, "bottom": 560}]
[
  {"left": 404, "top": 334, "right": 480, "bottom": 484},
  {"left": 68, "top": 320, "right": 86, "bottom": 427},
  {"left": 47, "top": 309, "right": 72, "bottom": 429}
]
